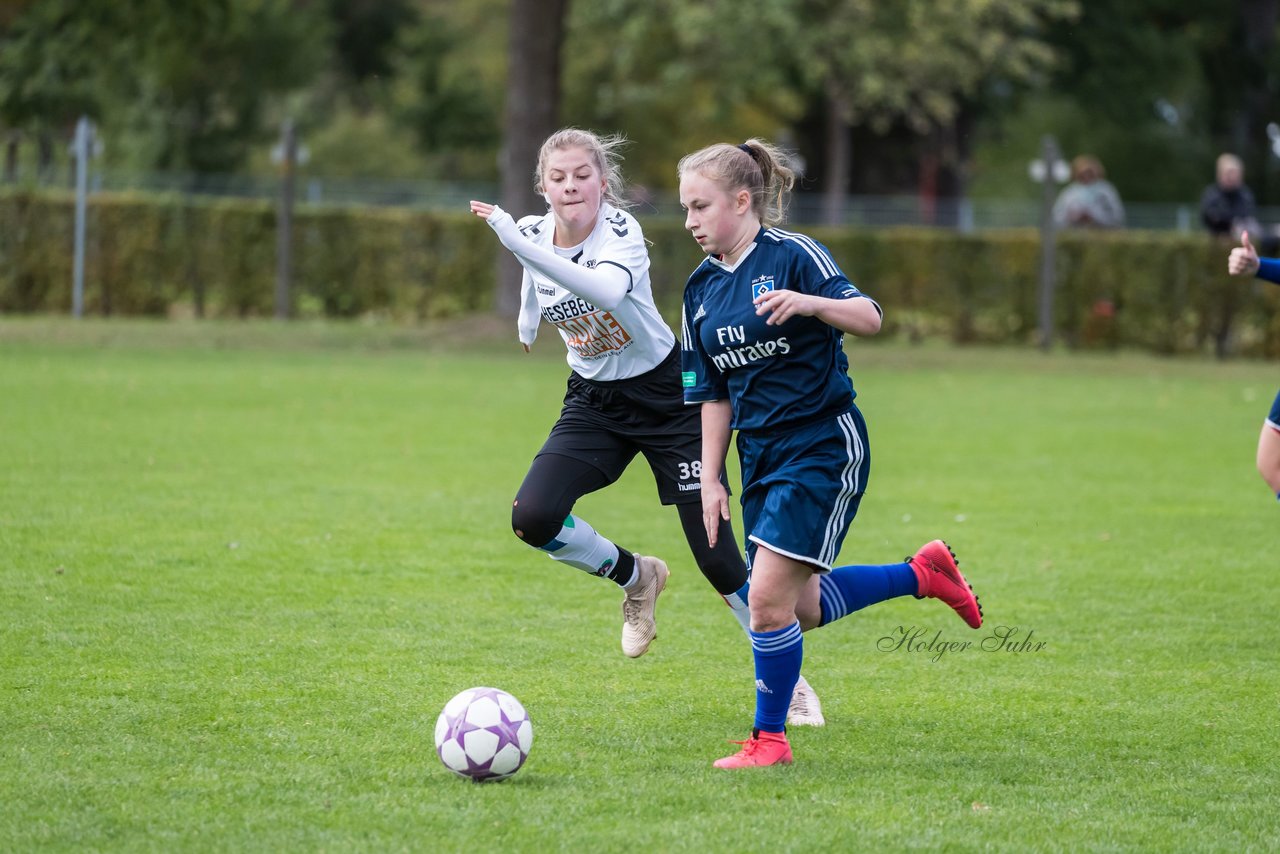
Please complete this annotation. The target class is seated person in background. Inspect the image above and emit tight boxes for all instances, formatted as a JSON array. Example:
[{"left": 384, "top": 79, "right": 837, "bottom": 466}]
[{"left": 1052, "top": 155, "right": 1125, "bottom": 229}]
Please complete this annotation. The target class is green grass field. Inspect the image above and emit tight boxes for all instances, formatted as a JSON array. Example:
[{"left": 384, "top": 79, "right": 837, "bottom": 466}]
[{"left": 2, "top": 317, "right": 1278, "bottom": 852}]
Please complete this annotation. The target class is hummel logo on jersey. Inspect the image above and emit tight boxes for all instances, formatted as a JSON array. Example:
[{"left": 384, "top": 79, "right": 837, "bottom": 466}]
[
  {"left": 755, "top": 679, "right": 773, "bottom": 694},
  {"left": 537, "top": 284, "right": 556, "bottom": 296},
  {"left": 751, "top": 275, "right": 775, "bottom": 300},
  {"left": 693, "top": 303, "right": 706, "bottom": 321},
  {"left": 606, "top": 211, "right": 628, "bottom": 237}
]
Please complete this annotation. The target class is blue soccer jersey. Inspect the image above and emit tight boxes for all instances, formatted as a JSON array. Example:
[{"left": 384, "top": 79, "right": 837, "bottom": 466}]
[{"left": 681, "top": 227, "right": 877, "bottom": 432}]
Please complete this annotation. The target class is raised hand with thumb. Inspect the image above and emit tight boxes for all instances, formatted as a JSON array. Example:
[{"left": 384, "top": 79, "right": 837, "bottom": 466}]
[{"left": 1228, "top": 230, "right": 1261, "bottom": 276}]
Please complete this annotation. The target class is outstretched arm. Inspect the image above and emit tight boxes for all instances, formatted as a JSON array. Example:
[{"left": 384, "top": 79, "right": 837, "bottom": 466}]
[{"left": 469, "top": 201, "right": 631, "bottom": 310}]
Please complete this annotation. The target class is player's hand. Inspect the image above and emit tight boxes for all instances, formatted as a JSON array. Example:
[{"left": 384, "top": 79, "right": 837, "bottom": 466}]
[
  {"left": 469, "top": 200, "right": 496, "bottom": 220},
  {"left": 754, "top": 289, "right": 817, "bottom": 325},
  {"left": 701, "top": 481, "right": 731, "bottom": 547},
  {"left": 1228, "top": 231, "right": 1261, "bottom": 276},
  {"left": 521, "top": 343, "right": 530, "bottom": 353}
]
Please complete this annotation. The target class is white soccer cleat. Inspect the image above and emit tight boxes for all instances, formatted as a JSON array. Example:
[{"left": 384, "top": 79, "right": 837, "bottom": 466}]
[
  {"left": 621, "top": 554, "right": 669, "bottom": 658},
  {"left": 786, "top": 674, "right": 825, "bottom": 727}
]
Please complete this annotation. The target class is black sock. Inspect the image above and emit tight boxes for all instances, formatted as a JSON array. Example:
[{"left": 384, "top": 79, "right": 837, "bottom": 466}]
[{"left": 607, "top": 549, "right": 636, "bottom": 586}]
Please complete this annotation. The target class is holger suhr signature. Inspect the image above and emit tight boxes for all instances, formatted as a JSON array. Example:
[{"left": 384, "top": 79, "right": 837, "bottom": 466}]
[{"left": 878, "top": 625, "right": 1046, "bottom": 663}]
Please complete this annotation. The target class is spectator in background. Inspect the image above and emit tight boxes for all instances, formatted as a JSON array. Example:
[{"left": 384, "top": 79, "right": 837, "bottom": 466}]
[
  {"left": 1052, "top": 155, "right": 1125, "bottom": 229},
  {"left": 1202, "top": 154, "right": 1275, "bottom": 357},
  {"left": 1200, "top": 153, "right": 1264, "bottom": 242}
]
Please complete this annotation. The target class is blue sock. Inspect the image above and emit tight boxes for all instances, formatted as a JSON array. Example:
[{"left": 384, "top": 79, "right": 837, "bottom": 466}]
[
  {"left": 750, "top": 622, "right": 802, "bottom": 732},
  {"left": 818, "top": 561, "right": 918, "bottom": 626}
]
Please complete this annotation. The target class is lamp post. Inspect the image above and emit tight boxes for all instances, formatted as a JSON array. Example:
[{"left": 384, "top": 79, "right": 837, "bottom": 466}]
[
  {"left": 70, "top": 117, "right": 99, "bottom": 319},
  {"left": 1028, "top": 135, "right": 1070, "bottom": 351},
  {"left": 271, "top": 119, "right": 309, "bottom": 320}
]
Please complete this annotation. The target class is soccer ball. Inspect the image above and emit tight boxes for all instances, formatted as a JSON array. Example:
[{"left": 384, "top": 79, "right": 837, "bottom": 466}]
[{"left": 434, "top": 687, "right": 533, "bottom": 782}]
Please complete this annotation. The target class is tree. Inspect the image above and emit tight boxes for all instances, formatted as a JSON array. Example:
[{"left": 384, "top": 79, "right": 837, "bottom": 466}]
[
  {"left": 791, "top": 0, "right": 1079, "bottom": 223},
  {"left": 115, "top": 1, "right": 328, "bottom": 174},
  {"left": 0, "top": 0, "right": 328, "bottom": 176},
  {"left": 1201, "top": 0, "right": 1280, "bottom": 202},
  {"left": 0, "top": 0, "right": 112, "bottom": 177},
  {"left": 494, "top": 0, "right": 568, "bottom": 317},
  {"left": 395, "top": 2, "right": 502, "bottom": 162},
  {"left": 560, "top": 0, "right": 804, "bottom": 191},
  {"left": 1009, "top": 0, "right": 1280, "bottom": 204},
  {"left": 326, "top": 0, "right": 418, "bottom": 87}
]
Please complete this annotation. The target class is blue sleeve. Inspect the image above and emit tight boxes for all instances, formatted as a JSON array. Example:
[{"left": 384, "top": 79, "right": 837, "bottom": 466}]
[
  {"left": 680, "top": 286, "right": 726, "bottom": 403},
  {"left": 792, "top": 241, "right": 882, "bottom": 314},
  {"left": 1257, "top": 257, "right": 1280, "bottom": 285},
  {"left": 787, "top": 237, "right": 862, "bottom": 298}
]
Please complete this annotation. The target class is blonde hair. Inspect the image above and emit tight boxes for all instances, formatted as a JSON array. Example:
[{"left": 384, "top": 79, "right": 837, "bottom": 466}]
[
  {"left": 676, "top": 138, "right": 796, "bottom": 227},
  {"left": 534, "top": 128, "right": 630, "bottom": 209}
]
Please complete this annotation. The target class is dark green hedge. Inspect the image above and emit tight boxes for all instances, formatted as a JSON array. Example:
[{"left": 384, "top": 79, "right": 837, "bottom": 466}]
[
  {"left": 4, "top": 189, "right": 1278, "bottom": 357},
  {"left": 0, "top": 190, "right": 494, "bottom": 321},
  {"left": 643, "top": 221, "right": 1280, "bottom": 359}
]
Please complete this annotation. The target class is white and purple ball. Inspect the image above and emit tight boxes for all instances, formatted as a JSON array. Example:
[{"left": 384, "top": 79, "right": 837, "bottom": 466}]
[{"left": 434, "top": 687, "right": 533, "bottom": 782}]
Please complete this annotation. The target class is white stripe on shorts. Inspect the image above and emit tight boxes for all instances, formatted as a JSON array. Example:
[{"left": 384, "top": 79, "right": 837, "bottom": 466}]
[{"left": 820, "top": 411, "right": 864, "bottom": 567}]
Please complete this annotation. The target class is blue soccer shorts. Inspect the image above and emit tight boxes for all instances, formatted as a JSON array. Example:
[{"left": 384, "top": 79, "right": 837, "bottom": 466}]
[{"left": 736, "top": 406, "right": 871, "bottom": 573}]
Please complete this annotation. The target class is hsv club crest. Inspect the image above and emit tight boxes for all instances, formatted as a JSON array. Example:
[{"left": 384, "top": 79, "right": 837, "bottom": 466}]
[{"left": 751, "top": 275, "right": 775, "bottom": 300}]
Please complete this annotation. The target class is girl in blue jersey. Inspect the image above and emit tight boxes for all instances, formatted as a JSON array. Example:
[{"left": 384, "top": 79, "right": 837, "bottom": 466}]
[
  {"left": 1227, "top": 231, "right": 1280, "bottom": 499},
  {"left": 467, "top": 129, "right": 823, "bottom": 725},
  {"left": 679, "top": 139, "right": 984, "bottom": 769}
]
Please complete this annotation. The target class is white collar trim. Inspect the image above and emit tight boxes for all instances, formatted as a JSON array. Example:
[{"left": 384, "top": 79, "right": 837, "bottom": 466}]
[{"left": 708, "top": 240, "right": 758, "bottom": 273}]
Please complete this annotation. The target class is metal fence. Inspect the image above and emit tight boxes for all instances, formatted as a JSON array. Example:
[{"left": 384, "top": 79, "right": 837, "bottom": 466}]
[
  {"left": 633, "top": 193, "right": 1245, "bottom": 232},
  {"left": 12, "top": 166, "right": 1280, "bottom": 233}
]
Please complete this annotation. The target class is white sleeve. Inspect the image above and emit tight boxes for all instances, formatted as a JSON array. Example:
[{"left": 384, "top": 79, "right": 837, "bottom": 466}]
[
  {"left": 484, "top": 206, "right": 631, "bottom": 311},
  {"left": 517, "top": 268, "right": 540, "bottom": 347}
]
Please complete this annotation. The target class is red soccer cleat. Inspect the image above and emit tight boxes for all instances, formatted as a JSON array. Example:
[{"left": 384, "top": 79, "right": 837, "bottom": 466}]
[
  {"left": 909, "top": 540, "right": 983, "bottom": 629},
  {"left": 713, "top": 729, "right": 793, "bottom": 769}
]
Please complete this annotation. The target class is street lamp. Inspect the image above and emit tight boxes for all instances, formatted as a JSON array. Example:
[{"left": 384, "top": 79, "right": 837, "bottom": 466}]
[
  {"left": 271, "top": 119, "right": 309, "bottom": 320},
  {"left": 1028, "top": 135, "right": 1069, "bottom": 351},
  {"left": 70, "top": 116, "right": 101, "bottom": 319}
]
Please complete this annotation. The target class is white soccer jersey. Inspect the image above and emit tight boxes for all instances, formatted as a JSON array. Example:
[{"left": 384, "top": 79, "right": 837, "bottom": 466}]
[{"left": 515, "top": 202, "right": 675, "bottom": 381}]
